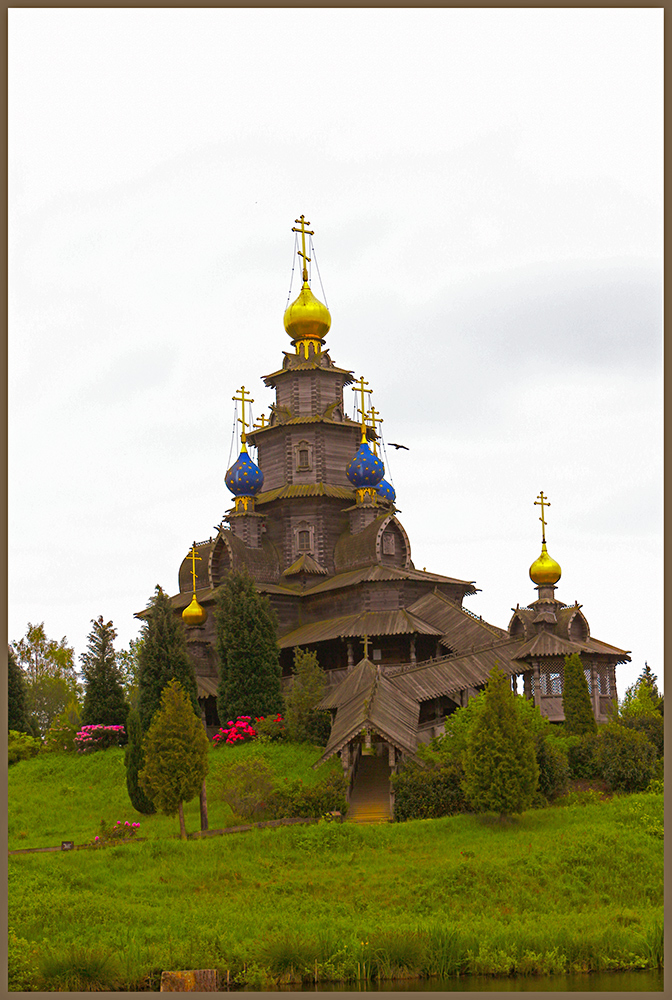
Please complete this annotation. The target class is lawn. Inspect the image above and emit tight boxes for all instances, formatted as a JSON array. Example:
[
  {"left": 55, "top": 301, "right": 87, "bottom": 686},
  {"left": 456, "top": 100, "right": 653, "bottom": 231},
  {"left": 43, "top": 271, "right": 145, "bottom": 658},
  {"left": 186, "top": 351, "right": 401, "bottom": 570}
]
[{"left": 8, "top": 746, "right": 664, "bottom": 991}]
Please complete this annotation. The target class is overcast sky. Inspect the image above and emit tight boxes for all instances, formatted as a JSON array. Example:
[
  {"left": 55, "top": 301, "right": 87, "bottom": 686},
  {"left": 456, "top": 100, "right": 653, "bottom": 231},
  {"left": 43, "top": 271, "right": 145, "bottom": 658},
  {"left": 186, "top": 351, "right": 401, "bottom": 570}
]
[{"left": 9, "top": 8, "right": 663, "bottom": 695}]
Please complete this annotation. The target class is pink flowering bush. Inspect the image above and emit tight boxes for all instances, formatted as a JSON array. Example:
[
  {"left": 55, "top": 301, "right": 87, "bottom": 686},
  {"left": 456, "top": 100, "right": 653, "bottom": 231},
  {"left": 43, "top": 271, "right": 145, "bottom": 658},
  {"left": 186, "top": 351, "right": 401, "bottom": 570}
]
[
  {"left": 75, "top": 724, "right": 126, "bottom": 753},
  {"left": 212, "top": 714, "right": 286, "bottom": 746},
  {"left": 91, "top": 818, "right": 140, "bottom": 847}
]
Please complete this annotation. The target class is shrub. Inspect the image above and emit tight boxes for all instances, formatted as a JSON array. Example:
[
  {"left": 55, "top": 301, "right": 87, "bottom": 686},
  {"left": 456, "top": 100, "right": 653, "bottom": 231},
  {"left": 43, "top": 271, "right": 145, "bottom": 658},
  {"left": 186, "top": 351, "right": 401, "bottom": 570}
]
[
  {"left": 213, "top": 715, "right": 257, "bottom": 746},
  {"left": 619, "top": 713, "right": 664, "bottom": 758},
  {"left": 254, "top": 714, "right": 287, "bottom": 742},
  {"left": 535, "top": 735, "right": 569, "bottom": 802},
  {"left": 41, "top": 719, "right": 79, "bottom": 753},
  {"left": 284, "top": 647, "right": 329, "bottom": 744},
  {"left": 8, "top": 929, "right": 39, "bottom": 991},
  {"left": 596, "top": 724, "right": 656, "bottom": 793},
  {"left": 392, "top": 760, "right": 468, "bottom": 822},
  {"left": 75, "top": 723, "right": 127, "bottom": 753},
  {"left": 8, "top": 729, "right": 41, "bottom": 765},
  {"left": 218, "top": 757, "right": 277, "bottom": 822},
  {"left": 274, "top": 770, "right": 347, "bottom": 819},
  {"left": 565, "top": 732, "right": 601, "bottom": 780},
  {"left": 90, "top": 818, "right": 141, "bottom": 847},
  {"left": 562, "top": 653, "right": 597, "bottom": 736}
]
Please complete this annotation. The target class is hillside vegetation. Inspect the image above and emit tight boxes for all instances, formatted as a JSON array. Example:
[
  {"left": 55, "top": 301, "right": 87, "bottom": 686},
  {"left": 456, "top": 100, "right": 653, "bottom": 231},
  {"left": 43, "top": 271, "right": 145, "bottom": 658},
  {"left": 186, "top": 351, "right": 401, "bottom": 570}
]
[{"left": 8, "top": 745, "right": 663, "bottom": 991}]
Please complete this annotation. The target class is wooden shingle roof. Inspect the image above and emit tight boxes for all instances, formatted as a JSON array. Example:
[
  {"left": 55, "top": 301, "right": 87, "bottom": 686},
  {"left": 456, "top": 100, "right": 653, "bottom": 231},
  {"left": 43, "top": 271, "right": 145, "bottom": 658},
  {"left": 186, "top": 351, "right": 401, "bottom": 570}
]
[
  {"left": 277, "top": 608, "right": 442, "bottom": 649},
  {"left": 407, "top": 590, "right": 507, "bottom": 653}
]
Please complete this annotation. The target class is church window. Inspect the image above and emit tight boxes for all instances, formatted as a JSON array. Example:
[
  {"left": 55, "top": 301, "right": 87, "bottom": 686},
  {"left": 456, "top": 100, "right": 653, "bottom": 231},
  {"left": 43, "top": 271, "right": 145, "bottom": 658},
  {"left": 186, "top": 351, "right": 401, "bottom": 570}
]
[
  {"left": 382, "top": 532, "right": 396, "bottom": 555},
  {"left": 372, "top": 648, "right": 382, "bottom": 661},
  {"left": 298, "top": 530, "right": 310, "bottom": 550},
  {"left": 294, "top": 520, "right": 314, "bottom": 555},
  {"left": 295, "top": 440, "right": 313, "bottom": 472}
]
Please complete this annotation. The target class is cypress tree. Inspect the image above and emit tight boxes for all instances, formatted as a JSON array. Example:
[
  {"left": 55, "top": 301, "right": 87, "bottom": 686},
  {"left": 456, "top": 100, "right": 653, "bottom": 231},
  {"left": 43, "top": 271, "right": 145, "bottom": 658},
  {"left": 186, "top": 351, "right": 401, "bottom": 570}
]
[
  {"left": 124, "top": 707, "right": 156, "bottom": 814},
  {"left": 8, "top": 646, "right": 31, "bottom": 733},
  {"left": 562, "top": 653, "right": 597, "bottom": 735},
  {"left": 139, "top": 679, "right": 210, "bottom": 840},
  {"left": 137, "top": 586, "right": 199, "bottom": 732},
  {"left": 215, "top": 571, "right": 283, "bottom": 723},
  {"left": 80, "top": 617, "right": 129, "bottom": 728},
  {"left": 462, "top": 665, "right": 538, "bottom": 818}
]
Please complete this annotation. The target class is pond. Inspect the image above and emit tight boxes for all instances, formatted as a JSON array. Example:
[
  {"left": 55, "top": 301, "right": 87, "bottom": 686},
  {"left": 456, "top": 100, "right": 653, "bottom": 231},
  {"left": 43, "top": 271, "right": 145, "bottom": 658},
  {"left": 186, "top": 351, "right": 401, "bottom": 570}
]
[{"left": 245, "top": 968, "right": 663, "bottom": 992}]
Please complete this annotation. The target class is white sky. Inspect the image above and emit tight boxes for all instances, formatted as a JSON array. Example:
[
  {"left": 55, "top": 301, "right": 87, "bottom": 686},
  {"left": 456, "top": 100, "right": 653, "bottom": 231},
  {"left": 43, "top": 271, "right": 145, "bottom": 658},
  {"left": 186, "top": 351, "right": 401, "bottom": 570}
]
[{"left": 9, "top": 8, "right": 663, "bottom": 695}]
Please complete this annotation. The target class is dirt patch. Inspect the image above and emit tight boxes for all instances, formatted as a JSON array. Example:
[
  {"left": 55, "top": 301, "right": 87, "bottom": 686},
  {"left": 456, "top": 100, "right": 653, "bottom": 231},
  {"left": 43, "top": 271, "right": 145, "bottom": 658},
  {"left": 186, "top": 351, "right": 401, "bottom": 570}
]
[{"left": 568, "top": 778, "right": 612, "bottom": 800}]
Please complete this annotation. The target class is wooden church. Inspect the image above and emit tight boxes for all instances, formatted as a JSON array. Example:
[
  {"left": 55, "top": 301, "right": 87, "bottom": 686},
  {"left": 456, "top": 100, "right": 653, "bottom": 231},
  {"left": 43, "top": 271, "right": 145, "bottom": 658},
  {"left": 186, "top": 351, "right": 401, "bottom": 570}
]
[{"left": 139, "top": 216, "right": 630, "bottom": 767}]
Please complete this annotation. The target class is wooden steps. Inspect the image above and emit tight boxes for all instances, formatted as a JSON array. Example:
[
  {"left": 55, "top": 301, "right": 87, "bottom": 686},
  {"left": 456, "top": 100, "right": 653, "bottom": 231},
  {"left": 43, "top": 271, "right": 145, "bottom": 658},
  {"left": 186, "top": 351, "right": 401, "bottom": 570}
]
[{"left": 347, "top": 754, "right": 392, "bottom": 824}]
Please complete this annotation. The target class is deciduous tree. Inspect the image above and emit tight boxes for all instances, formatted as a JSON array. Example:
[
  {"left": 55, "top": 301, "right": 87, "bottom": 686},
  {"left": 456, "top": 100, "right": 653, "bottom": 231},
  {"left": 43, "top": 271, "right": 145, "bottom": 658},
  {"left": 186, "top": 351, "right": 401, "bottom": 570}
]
[
  {"left": 11, "top": 623, "right": 79, "bottom": 736},
  {"left": 8, "top": 647, "right": 31, "bottom": 733},
  {"left": 462, "top": 665, "right": 538, "bottom": 818},
  {"left": 215, "top": 571, "right": 283, "bottom": 723},
  {"left": 139, "top": 679, "right": 210, "bottom": 840},
  {"left": 80, "top": 617, "right": 129, "bottom": 728},
  {"left": 562, "top": 653, "right": 597, "bottom": 736}
]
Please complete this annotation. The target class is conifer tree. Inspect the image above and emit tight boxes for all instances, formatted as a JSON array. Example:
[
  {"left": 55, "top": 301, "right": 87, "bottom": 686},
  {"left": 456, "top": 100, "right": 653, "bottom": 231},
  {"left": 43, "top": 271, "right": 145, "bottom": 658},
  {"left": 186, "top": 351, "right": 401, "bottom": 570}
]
[
  {"left": 562, "top": 653, "right": 597, "bottom": 735},
  {"left": 215, "top": 571, "right": 283, "bottom": 723},
  {"left": 8, "top": 646, "right": 32, "bottom": 733},
  {"left": 137, "top": 586, "right": 199, "bottom": 732},
  {"left": 284, "top": 647, "right": 330, "bottom": 744},
  {"left": 139, "top": 679, "right": 210, "bottom": 840},
  {"left": 80, "top": 617, "right": 129, "bottom": 728},
  {"left": 462, "top": 665, "right": 538, "bottom": 818},
  {"left": 124, "top": 708, "right": 156, "bottom": 814}
]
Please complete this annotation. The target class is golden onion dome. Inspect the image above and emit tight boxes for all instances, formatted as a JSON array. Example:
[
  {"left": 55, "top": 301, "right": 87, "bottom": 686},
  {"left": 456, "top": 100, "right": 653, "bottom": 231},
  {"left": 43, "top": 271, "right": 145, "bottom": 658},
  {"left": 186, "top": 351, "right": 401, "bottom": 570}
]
[
  {"left": 182, "top": 595, "right": 208, "bottom": 627},
  {"left": 284, "top": 280, "right": 331, "bottom": 342},
  {"left": 529, "top": 543, "right": 562, "bottom": 586}
]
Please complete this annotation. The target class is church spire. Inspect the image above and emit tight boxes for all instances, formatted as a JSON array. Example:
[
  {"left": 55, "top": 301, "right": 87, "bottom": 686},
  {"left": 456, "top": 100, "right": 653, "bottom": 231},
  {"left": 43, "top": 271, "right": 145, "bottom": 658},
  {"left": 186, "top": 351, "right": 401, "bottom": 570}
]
[
  {"left": 283, "top": 214, "right": 331, "bottom": 356},
  {"left": 182, "top": 541, "right": 208, "bottom": 626}
]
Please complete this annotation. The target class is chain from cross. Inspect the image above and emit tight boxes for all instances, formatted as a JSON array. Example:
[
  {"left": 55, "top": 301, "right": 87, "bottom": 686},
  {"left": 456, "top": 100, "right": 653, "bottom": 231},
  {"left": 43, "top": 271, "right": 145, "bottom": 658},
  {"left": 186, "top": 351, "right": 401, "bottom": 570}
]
[
  {"left": 534, "top": 491, "right": 550, "bottom": 542},
  {"left": 232, "top": 385, "right": 254, "bottom": 446},
  {"left": 352, "top": 377, "right": 373, "bottom": 442},
  {"left": 367, "top": 405, "right": 383, "bottom": 455},
  {"left": 291, "top": 215, "right": 314, "bottom": 282},
  {"left": 188, "top": 542, "right": 202, "bottom": 596}
]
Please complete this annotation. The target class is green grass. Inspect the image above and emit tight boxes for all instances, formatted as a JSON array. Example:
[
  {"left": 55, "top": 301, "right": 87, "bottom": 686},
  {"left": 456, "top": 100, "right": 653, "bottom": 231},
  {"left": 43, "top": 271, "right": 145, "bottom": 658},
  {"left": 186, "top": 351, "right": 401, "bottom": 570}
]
[
  {"left": 8, "top": 746, "right": 664, "bottom": 990},
  {"left": 8, "top": 742, "right": 338, "bottom": 849}
]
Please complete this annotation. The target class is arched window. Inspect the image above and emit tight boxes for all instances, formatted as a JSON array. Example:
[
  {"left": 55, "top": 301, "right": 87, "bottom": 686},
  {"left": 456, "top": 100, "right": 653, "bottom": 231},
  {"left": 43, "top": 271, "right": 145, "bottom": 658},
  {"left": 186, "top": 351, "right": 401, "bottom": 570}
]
[
  {"left": 294, "top": 520, "right": 314, "bottom": 555},
  {"left": 294, "top": 440, "right": 313, "bottom": 472}
]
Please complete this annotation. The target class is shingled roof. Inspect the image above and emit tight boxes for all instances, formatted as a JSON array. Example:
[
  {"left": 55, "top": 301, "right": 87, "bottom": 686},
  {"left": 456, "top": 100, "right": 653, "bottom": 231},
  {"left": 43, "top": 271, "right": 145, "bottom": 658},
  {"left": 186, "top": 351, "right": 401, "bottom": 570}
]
[
  {"left": 407, "top": 589, "right": 508, "bottom": 653},
  {"left": 277, "top": 608, "right": 442, "bottom": 649}
]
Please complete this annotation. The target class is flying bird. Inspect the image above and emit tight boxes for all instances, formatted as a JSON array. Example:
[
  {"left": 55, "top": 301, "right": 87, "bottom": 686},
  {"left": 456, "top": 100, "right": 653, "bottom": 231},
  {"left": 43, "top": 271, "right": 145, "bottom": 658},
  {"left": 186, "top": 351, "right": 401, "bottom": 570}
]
[{"left": 388, "top": 443, "right": 409, "bottom": 450}]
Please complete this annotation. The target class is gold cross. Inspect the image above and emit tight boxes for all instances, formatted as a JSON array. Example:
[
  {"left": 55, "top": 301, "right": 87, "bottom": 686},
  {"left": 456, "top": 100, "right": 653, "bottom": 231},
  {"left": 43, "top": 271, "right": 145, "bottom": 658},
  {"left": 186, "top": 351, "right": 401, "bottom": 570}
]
[
  {"left": 368, "top": 406, "right": 383, "bottom": 455},
  {"left": 232, "top": 385, "right": 254, "bottom": 447},
  {"left": 352, "top": 377, "right": 372, "bottom": 443},
  {"left": 291, "top": 215, "right": 314, "bottom": 282},
  {"left": 362, "top": 635, "right": 370, "bottom": 659},
  {"left": 534, "top": 491, "right": 550, "bottom": 542},
  {"left": 188, "top": 542, "right": 202, "bottom": 596},
  {"left": 253, "top": 413, "right": 268, "bottom": 429}
]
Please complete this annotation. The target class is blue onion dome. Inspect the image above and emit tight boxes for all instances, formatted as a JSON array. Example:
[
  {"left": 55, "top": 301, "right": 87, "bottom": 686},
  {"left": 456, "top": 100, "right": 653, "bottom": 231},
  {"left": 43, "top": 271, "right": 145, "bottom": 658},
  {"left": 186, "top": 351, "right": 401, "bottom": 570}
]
[
  {"left": 225, "top": 449, "right": 264, "bottom": 497},
  {"left": 346, "top": 441, "right": 385, "bottom": 488},
  {"left": 376, "top": 478, "right": 396, "bottom": 503}
]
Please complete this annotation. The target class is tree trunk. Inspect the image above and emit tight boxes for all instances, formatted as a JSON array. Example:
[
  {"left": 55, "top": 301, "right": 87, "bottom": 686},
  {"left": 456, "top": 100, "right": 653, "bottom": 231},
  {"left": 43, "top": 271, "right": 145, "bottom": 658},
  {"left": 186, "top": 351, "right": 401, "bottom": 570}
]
[
  {"left": 178, "top": 800, "right": 187, "bottom": 841},
  {"left": 200, "top": 780, "right": 208, "bottom": 831}
]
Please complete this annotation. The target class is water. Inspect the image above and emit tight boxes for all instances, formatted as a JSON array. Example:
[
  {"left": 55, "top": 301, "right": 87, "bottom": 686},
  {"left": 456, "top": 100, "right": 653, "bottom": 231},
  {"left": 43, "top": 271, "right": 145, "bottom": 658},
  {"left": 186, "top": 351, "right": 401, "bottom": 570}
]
[{"left": 245, "top": 969, "right": 663, "bottom": 992}]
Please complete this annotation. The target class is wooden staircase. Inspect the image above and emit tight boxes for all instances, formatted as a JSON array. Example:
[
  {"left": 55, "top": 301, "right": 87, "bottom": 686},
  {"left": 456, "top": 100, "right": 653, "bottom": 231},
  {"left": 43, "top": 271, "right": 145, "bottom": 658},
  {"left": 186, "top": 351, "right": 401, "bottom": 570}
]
[{"left": 347, "top": 754, "right": 392, "bottom": 824}]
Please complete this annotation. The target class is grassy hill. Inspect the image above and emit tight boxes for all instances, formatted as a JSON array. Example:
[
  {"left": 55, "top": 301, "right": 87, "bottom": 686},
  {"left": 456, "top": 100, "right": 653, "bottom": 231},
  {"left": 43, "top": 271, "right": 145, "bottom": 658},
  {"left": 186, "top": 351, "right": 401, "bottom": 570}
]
[{"left": 8, "top": 745, "right": 664, "bottom": 991}]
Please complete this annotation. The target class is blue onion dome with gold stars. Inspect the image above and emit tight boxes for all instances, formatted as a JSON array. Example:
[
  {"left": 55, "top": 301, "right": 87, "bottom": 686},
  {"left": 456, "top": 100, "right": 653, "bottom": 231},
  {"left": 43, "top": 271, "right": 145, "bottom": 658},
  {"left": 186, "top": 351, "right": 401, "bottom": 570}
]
[
  {"left": 225, "top": 449, "right": 264, "bottom": 498},
  {"left": 346, "top": 441, "right": 385, "bottom": 488},
  {"left": 376, "top": 478, "right": 396, "bottom": 503}
]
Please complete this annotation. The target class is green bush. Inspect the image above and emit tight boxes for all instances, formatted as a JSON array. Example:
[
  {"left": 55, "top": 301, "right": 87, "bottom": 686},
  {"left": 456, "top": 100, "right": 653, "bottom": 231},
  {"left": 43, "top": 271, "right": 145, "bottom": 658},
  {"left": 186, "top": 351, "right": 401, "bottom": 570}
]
[
  {"left": 41, "top": 719, "right": 79, "bottom": 753},
  {"left": 619, "top": 713, "right": 664, "bottom": 758},
  {"left": 8, "top": 929, "right": 39, "bottom": 991},
  {"left": 254, "top": 715, "right": 287, "bottom": 741},
  {"left": 596, "top": 724, "right": 657, "bottom": 793},
  {"left": 218, "top": 757, "right": 278, "bottom": 822},
  {"left": 391, "top": 760, "right": 468, "bottom": 822},
  {"left": 8, "top": 729, "right": 41, "bottom": 765},
  {"left": 273, "top": 770, "right": 348, "bottom": 819},
  {"left": 565, "top": 732, "right": 601, "bottom": 780},
  {"left": 535, "top": 736, "right": 569, "bottom": 802}
]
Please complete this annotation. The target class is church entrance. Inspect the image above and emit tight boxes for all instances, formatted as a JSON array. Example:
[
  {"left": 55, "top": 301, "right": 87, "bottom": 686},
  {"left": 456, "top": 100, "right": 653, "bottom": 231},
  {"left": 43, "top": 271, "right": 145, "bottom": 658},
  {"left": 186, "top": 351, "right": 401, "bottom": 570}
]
[{"left": 347, "top": 743, "right": 392, "bottom": 824}]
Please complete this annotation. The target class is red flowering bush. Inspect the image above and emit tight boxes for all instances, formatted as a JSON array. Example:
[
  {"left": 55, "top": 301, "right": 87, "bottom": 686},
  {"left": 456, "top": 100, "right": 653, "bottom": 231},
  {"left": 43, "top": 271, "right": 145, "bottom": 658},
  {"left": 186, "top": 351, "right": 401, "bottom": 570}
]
[
  {"left": 75, "top": 724, "right": 126, "bottom": 753},
  {"left": 212, "top": 714, "right": 286, "bottom": 746}
]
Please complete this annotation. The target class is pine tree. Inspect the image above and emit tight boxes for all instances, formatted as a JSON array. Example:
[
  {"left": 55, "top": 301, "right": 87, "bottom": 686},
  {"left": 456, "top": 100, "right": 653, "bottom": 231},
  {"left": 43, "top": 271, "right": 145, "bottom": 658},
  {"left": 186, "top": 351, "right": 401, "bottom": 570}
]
[
  {"left": 80, "top": 617, "right": 129, "bottom": 728},
  {"left": 215, "top": 571, "right": 283, "bottom": 723},
  {"left": 562, "top": 653, "right": 597, "bottom": 735},
  {"left": 284, "top": 647, "right": 330, "bottom": 744},
  {"left": 137, "top": 586, "right": 199, "bottom": 732},
  {"left": 8, "top": 646, "right": 32, "bottom": 733},
  {"left": 139, "top": 679, "right": 210, "bottom": 840},
  {"left": 462, "top": 665, "right": 539, "bottom": 818},
  {"left": 124, "top": 708, "right": 156, "bottom": 814}
]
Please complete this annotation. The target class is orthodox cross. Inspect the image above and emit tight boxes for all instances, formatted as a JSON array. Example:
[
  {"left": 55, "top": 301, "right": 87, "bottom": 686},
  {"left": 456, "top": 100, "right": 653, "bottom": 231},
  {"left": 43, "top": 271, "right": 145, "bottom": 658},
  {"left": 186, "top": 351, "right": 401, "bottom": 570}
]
[
  {"left": 188, "top": 542, "right": 201, "bottom": 596},
  {"left": 253, "top": 413, "right": 268, "bottom": 429},
  {"left": 362, "top": 635, "right": 370, "bottom": 659},
  {"left": 367, "top": 405, "right": 383, "bottom": 455},
  {"left": 232, "top": 385, "right": 254, "bottom": 447},
  {"left": 352, "top": 377, "right": 372, "bottom": 442},
  {"left": 291, "top": 215, "right": 314, "bottom": 282},
  {"left": 534, "top": 491, "right": 550, "bottom": 543}
]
